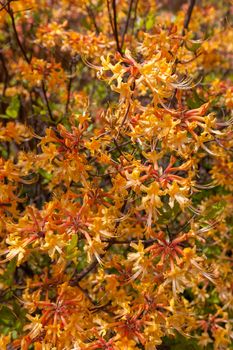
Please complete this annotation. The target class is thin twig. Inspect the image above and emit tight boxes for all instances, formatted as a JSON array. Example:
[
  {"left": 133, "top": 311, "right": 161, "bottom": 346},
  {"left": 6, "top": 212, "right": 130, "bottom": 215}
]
[
  {"left": 41, "top": 80, "right": 55, "bottom": 122},
  {"left": 107, "top": 0, "right": 115, "bottom": 37},
  {"left": 111, "top": 0, "right": 122, "bottom": 53},
  {"left": 177, "top": 51, "right": 202, "bottom": 65},
  {"left": 6, "top": 2, "right": 56, "bottom": 122},
  {"left": 86, "top": 4, "right": 100, "bottom": 34},
  {"left": 0, "top": 51, "right": 9, "bottom": 96},
  {"left": 182, "top": 0, "right": 196, "bottom": 37},
  {"left": 108, "top": 139, "right": 131, "bottom": 152},
  {"left": 214, "top": 136, "right": 233, "bottom": 153},
  {"left": 168, "top": 0, "right": 197, "bottom": 108},
  {"left": 0, "top": 0, "right": 11, "bottom": 12},
  {"left": 70, "top": 242, "right": 113, "bottom": 286},
  {"left": 65, "top": 75, "right": 73, "bottom": 114},
  {"left": 76, "top": 283, "right": 96, "bottom": 305},
  {"left": 116, "top": 102, "right": 131, "bottom": 138},
  {"left": 70, "top": 200, "right": 129, "bottom": 286},
  {"left": 113, "top": 138, "right": 130, "bottom": 161},
  {"left": 7, "top": 3, "right": 30, "bottom": 64},
  {"left": 121, "top": 0, "right": 134, "bottom": 50},
  {"left": 102, "top": 237, "right": 158, "bottom": 245},
  {"left": 65, "top": 59, "right": 77, "bottom": 115},
  {"left": 131, "top": 0, "right": 139, "bottom": 36}
]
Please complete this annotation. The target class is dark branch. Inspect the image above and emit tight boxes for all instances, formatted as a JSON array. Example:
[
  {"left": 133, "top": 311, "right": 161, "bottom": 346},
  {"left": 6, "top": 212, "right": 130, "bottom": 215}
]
[
  {"left": 131, "top": 0, "right": 139, "bottom": 35},
  {"left": 70, "top": 200, "right": 129, "bottom": 286},
  {"left": 65, "top": 58, "right": 78, "bottom": 115},
  {"left": 70, "top": 241, "right": 113, "bottom": 286},
  {"left": 65, "top": 75, "right": 73, "bottom": 115},
  {"left": 107, "top": 0, "right": 115, "bottom": 39},
  {"left": 0, "top": 0, "right": 11, "bottom": 12},
  {"left": 116, "top": 102, "right": 131, "bottom": 138},
  {"left": 41, "top": 80, "right": 55, "bottom": 122},
  {"left": 113, "top": 138, "right": 130, "bottom": 161},
  {"left": 76, "top": 283, "right": 96, "bottom": 305},
  {"left": 0, "top": 51, "right": 9, "bottom": 96},
  {"left": 111, "top": 0, "right": 122, "bottom": 53},
  {"left": 7, "top": 3, "right": 31, "bottom": 64},
  {"left": 182, "top": 0, "right": 196, "bottom": 36},
  {"left": 121, "top": 0, "right": 134, "bottom": 50},
  {"left": 86, "top": 4, "right": 100, "bottom": 34},
  {"left": 168, "top": 0, "right": 197, "bottom": 108},
  {"left": 102, "top": 237, "right": 158, "bottom": 246}
]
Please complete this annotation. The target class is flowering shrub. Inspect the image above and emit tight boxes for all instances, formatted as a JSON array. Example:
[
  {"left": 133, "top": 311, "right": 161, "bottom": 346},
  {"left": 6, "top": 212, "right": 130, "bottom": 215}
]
[{"left": 0, "top": 0, "right": 232, "bottom": 349}]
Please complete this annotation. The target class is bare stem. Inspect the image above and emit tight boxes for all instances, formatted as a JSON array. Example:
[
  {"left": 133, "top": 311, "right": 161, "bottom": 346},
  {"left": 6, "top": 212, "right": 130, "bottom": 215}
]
[
  {"left": 65, "top": 59, "right": 77, "bottom": 115},
  {"left": 70, "top": 242, "right": 113, "bottom": 286},
  {"left": 182, "top": 0, "right": 196, "bottom": 36},
  {"left": 7, "top": 3, "right": 31, "bottom": 64},
  {"left": 86, "top": 4, "right": 100, "bottom": 34},
  {"left": 0, "top": 0, "right": 11, "bottom": 13},
  {"left": 168, "top": 0, "right": 197, "bottom": 108},
  {"left": 121, "top": 0, "right": 134, "bottom": 50},
  {"left": 107, "top": 0, "right": 114, "bottom": 33},
  {"left": 0, "top": 51, "right": 9, "bottom": 96},
  {"left": 70, "top": 200, "right": 129, "bottom": 286},
  {"left": 131, "top": 0, "right": 139, "bottom": 35},
  {"left": 41, "top": 80, "right": 55, "bottom": 122},
  {"left": 111, "top": 0, "right": 122, "bottom": 53}
]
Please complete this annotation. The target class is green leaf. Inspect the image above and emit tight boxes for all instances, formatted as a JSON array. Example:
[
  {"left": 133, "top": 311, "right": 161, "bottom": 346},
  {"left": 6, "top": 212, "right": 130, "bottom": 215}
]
[
  {"left": 38, "top": 168, "right": 52, "bottom": 181},
  {"left": 0, "top": 306, "right": 17, "bottom": 326},
  {"left": 162, "top": 333, "right": 201, "bottom": 350},
  {"left": 208, "top": 291, "right": 221, "bottom": 305},
  {"left": 185, "top": 41, "right": 202, "bottom": 52},
  {"left": 205, "top": 200, "right": 226, "bottom": 220},
  {"left": 187, "top": 90, "right": 205, "bottom": 109},
  {"left": 157, "top": 201, "right": 180, "bottom": 224},
  {"left": 66, "top": 234, "right": 79, "bottom": 262},
  {"left": 67, "top": 234, "right": 78, "bottom": 253},
  {"left": 146, "top": 14, "right": 155, "bottom": 31},
  {"left": 5, "top": 95, "right": 20, "bottom": 119},
  {"left": 0, "top": 258, "right": 17, "bottom": 287}
]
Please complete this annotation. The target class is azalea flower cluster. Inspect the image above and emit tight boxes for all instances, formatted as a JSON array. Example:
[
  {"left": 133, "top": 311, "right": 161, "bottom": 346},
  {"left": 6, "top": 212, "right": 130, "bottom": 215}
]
[{"left": 0, "top": 0, "right": 232, "bottom": 349}]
